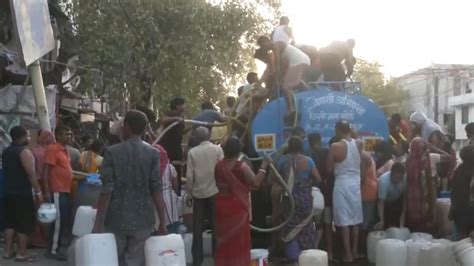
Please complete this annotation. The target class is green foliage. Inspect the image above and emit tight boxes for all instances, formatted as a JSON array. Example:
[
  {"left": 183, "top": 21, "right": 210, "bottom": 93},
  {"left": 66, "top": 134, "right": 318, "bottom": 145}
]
[
  {"left": 65, "top": 0, "right": 280, "bottom": 115},
  {"left": 353, "top": 60, "right": 410, "bottom": 117}
]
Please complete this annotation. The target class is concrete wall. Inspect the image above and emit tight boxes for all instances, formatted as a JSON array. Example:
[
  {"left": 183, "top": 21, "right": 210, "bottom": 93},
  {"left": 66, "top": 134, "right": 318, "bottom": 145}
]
[
  {"left": 396, "top": 72, "right": 456, "bottom": 129},
  {"left": 396, "top": 66, "right": 474, "bottom": 132},
  {"left": 449, "top": 93, "right": 474, "bottom": 143}
]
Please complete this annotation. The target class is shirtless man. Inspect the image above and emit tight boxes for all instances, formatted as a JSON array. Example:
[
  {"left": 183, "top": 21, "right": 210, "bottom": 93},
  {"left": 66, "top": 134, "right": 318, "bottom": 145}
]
[
  {"left": 319, "top": 39, "right": 356, "bottom": 84},
  {"left": 327, "top": 121, "right": 363, "bottom": 263},
  {"left": 257, "top": 36, "right": 310, "bottom": 122}
]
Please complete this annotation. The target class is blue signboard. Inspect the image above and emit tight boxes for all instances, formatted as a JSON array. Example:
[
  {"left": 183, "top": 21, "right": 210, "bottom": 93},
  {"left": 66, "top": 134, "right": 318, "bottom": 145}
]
[{"left": 251, "top": 87, "right": 389, "bottom": 153}]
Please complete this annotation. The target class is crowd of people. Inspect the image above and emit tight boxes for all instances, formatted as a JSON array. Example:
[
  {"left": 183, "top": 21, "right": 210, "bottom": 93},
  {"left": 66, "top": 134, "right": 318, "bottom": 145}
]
[
  {"left": 2, "top": 104, "right": 474, "bottom": 266},
  {"left": 2, "top": 125, "right": 105, "bottom": 262}
]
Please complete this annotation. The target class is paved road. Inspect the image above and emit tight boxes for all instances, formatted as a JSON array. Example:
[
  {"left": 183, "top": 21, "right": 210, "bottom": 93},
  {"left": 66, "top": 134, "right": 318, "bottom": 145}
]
[
  {"left": 1, "top": 244, "right": 370, "bottom": 266},
  {"left": 0, "top": 247, "right": 65, "bottom": 266},
  {"left": 1, "top": 246, "right": 215, "bottom": 266}
]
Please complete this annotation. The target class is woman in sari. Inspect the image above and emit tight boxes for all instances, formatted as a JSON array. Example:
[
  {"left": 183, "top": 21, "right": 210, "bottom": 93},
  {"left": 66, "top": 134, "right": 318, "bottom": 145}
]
[
  {"left": 79, "top": 139, "right": 105, "bottom": 173},
  {"left": 152, "top": 144, "right": 179, "bottom": 230},
  {"left": 428, "top": 131, "right": 457, "bottom": 190},
  {"left": 406, "top": 137, "right": 450, "bottom": 232},
  {"left": 30, "top": 129, "right": 55, "bottom": 247},
  {"left": 278, "top": 136, "right": 321, "bottom": 262},
  {"left": 72, "top": 140, "right": 105, "bottom": 206},
  {"left": 214, "top": 137, "right": 271, "bottom": 266}
]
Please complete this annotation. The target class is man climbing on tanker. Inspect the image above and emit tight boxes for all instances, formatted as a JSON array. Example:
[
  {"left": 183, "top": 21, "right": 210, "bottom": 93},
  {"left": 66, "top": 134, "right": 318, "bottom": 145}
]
[
  {"left": 256, "top": 36, "right": 310, "bottom": 124},
  {"left": 319, "top": 39, "right": 356, "bottom": 88}
]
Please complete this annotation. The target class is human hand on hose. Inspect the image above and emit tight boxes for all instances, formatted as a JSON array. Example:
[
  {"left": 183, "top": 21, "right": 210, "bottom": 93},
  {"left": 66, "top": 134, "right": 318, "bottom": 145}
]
[{"left": 262, "top": 156, "right": 273, "bottom": 169}]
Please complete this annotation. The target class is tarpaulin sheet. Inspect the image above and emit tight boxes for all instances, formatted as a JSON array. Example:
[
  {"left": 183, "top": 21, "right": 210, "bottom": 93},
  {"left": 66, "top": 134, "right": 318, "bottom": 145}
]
[{"left": 0, "top": 84, "right": 56, "bottom": 166}]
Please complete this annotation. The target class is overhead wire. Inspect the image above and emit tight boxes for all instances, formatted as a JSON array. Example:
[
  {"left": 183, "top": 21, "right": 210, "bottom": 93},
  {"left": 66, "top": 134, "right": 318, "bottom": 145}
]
[
  {"left": 378, "top": 87, "right": 460, "bottom": 108},
  {"left": 0, "top": 51, "right": 103, "bottom": 74}
]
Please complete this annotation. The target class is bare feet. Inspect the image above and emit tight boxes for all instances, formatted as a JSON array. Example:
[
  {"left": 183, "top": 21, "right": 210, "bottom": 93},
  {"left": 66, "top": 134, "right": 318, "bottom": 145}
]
[
  {"left": 343, "top": 252, "right": 354, "bottom": 263},
  {"left": 343, "top": 257, "right": 354, "bottom": 264}
]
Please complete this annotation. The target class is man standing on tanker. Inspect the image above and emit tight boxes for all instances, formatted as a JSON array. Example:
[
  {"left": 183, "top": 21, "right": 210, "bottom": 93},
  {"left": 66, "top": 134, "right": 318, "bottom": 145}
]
[
  {"left": 257, "top": 36, "right": 310, "bottom": 123},
  {"left": 327, "top": 121, "right": 363, "bottom": 263},
  {"left": 271, "top": 16, "right": 295, "bottom": 45},
  {"left": 319, "top": 39, "right": 356, "bottom": 85}
]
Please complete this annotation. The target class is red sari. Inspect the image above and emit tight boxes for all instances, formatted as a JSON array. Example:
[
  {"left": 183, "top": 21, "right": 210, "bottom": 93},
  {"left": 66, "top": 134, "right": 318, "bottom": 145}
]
[
  {"left": 214, "top": 160, "right": 251, "bottom": 266},
  {"left": 406, "top": 138, "right": 436, "bottom": 232}
]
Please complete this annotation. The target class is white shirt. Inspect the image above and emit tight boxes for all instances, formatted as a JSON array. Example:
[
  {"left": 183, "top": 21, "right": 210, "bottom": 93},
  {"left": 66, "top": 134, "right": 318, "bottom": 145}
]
[
  {"left": 236, "top": 84, "right": 253, "bottom": 116},
  {"left": 186, "top": 141, "right": 224, "bottom": 199},
  {"left": 334, "top": 139, "right": 361, "bottom": 180},
  {"left": 272, "top": 25, "right": 292, "bottom": 44},
  {"left": 282, "top": 44, "right": 311, "bottom": 66},
  {"left": 429, "top": 153, "right": 441, "bottom": 176}
]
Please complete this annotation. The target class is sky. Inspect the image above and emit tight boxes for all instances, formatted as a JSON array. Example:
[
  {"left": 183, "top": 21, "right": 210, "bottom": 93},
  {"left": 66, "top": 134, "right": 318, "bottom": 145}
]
[{"left": 281, "top": 0, "right": 474, "bottom": 77}]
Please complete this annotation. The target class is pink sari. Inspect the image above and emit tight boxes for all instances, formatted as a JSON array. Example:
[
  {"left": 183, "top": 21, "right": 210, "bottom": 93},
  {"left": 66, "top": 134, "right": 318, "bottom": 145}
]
[{"left": 214, "top": 160, "right": 251, "bottom": 266}]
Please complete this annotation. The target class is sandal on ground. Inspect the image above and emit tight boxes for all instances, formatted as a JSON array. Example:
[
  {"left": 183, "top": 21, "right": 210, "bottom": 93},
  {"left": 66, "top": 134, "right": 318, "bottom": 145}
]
[{"left": 15, "top": 255, "right": 39, "bottom": 263}]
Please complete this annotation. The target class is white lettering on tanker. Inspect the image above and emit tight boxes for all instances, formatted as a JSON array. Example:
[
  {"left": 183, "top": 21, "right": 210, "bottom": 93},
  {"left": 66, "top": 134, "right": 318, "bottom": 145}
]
[{"left": 305, "top": 94, "right": 366, "bottom": 116}]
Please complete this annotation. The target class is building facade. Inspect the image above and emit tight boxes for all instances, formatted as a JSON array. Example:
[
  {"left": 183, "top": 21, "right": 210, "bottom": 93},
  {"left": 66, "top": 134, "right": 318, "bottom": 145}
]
[{"left": 396, "top": 64, "right": 474, "bottom": 147}]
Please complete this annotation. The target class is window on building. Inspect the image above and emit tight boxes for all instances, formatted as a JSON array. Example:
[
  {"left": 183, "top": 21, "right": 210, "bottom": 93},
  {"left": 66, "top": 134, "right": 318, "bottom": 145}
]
[
  {"left": 462, "top": 106, "right": 469, "bottom": 124},
  {"left": 443, "top": 114, "right": 451, "bottom": 126},
  {"left": 454, "top": 77, "right": 461, "bottom": 96}
]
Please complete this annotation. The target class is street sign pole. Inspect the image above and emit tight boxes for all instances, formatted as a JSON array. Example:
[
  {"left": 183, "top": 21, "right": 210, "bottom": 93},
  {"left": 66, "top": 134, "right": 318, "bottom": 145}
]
[
  {"left": 29, "top": 60, "right": 51, "bottom": 130},
  {"left": 10, "top": 0, "right": 55, "bottom": 131}
]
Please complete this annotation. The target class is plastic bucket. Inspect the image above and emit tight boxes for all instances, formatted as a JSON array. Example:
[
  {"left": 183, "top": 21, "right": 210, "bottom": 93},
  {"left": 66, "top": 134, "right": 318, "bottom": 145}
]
[
  {"left": 367, "top": 231, "right": 386, "bottom": 263},
  {"left": 410, "top": 232, "right": 433, "bottom": 241},
  {"left": 250, "top": 249, "right": 268, "bottom": 266},
  {"left": 385, "top": 227, "right": 410, "bottom": 240},
  {"left": 458, "top": 246, "right": 474, "bottom": 266},
  {"left": 438, "top": 191, "right": 451, "bottom": 198}
]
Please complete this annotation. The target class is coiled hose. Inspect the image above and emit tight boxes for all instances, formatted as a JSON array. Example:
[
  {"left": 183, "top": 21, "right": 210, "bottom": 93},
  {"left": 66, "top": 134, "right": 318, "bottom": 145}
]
[{"left": 152, "top": 119, "right": 295, "bottom": 233}]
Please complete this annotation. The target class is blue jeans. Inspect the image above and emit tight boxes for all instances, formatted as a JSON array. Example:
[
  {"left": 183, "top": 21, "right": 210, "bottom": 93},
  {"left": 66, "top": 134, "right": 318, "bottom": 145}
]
[{"left": 48, "top": 192, "right": 71, "bottom": 254}]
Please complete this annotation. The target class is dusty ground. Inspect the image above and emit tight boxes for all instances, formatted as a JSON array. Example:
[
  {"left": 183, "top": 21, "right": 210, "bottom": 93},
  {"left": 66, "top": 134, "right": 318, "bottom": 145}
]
[{"left": 0, "top": 245, "right": 215, "bottom": 266}]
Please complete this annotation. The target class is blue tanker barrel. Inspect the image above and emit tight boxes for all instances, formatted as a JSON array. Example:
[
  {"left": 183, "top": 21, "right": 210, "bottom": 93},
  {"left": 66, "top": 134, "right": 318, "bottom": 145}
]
[{"left": 251, "top": 87, "right": 389, "bottom": 154}]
